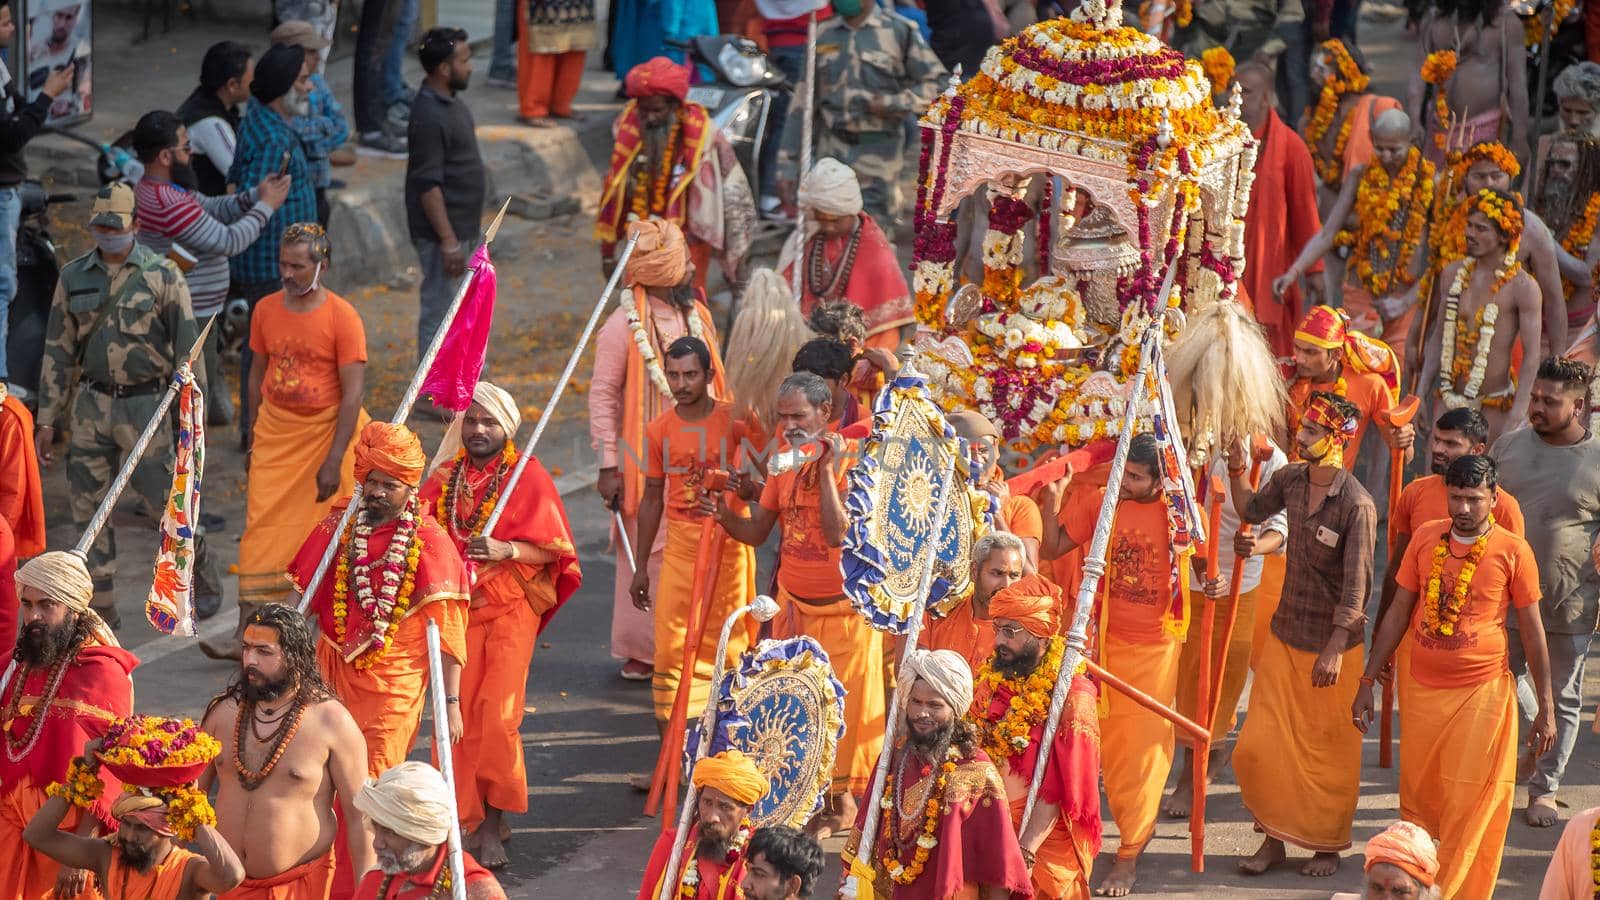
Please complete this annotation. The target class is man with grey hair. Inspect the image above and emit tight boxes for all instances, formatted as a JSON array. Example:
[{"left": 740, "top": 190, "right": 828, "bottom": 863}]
[
  {"left": 921, "top": 530, "right": 1026, "bottom": 675},
  {"left": 1533, "top": 62, "right": 1600, "bottom": 197},
  {"left": 712, "top": 370, "right": 883, "bottom": 836},
  {"left": 353, "top": 762, "right": 506, "bottom": 898}
]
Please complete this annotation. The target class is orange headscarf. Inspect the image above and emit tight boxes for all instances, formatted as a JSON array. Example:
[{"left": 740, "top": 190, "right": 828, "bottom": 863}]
[
  {"left": 1364, "top": 821, "right": 1438, "bottom": 887},
  {"left": 625, "top": 57, "right": 690, "bottom": 101},
  {"left": 625, "top": 217, "right": 690, "bottom": 288},
  {"left": 354, "top": 421, "right": 427, "bottom": 487},
  {"left": 691, "top": 750, "right": 769, "bottom": 805},
  {"left": 988, "top": 574, "right": 1062, "bottom": 638}
]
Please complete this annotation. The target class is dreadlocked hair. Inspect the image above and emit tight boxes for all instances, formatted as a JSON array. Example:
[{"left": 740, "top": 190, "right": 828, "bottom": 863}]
[
  {"left": 1539, "top": 137, "right": 1600, "bottom": 235},
  {"left": 208, "top": 603, "right": 334, "bottom": 715}
]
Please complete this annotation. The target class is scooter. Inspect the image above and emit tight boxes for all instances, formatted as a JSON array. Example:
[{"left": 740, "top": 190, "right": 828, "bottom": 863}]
[{"left": 671, "top": 35, "right": 789, "bottom": 204}]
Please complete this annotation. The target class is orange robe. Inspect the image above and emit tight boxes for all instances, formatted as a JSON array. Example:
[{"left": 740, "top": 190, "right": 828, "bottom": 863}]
[
  {"left": 1336, "top": 95, "right": 1402, "bottom": 181},
  {"left": 1394, "top": 521, "right": 1538, "bottom": 898},
  {"left": 0, "top": 516, "right": 15, "bottom": 662},
  {"left": 1247, "top": 109, "right": 1325, "bottom": 359},
  {"left": 921, "top": 596, "right": 992, "bottom": 677},
  {"left": 0, "top": 643, "right": 137, "bottom": 900},
  {"left": 1286, "top": 364, "right": 1395, "bottom": 467},
  {"left": 289, "top": 505, "right": 470, "bottom": 776},
  {"left": 762, "top": 439, "right": 884, "bottom": 795},
  {"left": 354, "top": 847, "right": 504, "bottom": 899},
  {"left": 0, "top": 392, "right": 44, "bottom": 558},
  {"left": 108, "top": 846, "right": 200, "bottom": 898},
  {"left": 418, "top": 451, "right": 581, "bottom": 835},
  {"left": 221, "top": 853, "right": 335, "bottom": 900}
]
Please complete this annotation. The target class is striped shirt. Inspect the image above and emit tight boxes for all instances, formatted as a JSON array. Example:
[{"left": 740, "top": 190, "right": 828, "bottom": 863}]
[
  {"left": 135, "top": 178, "right": 273, "bottom": 316},
  {"left": 227, "top": 98, "right": 318, "bottom": 285}
]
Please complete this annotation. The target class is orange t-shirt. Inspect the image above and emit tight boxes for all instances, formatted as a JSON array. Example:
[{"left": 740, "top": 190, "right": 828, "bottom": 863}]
[
  {"left": 1064, "top": 489, "right": 1175, "bottom": 645},
  {"left": 1389, "top": 475, "right": 1525, "bottom": 544},
  {"left": 1396, "top": 521, "right": 1541, "bottom": 688},
  {"left": 1287, "top": 365, "right": 1394, "bottom": 468},
  {"left": 248, "top": 290, "right": 367, "bottom": 415},
  {"left": 760, "top": 444, "right": 852, "bottom": 599},
  {"left": 645, "top": 401, "right": 744, "bottom": 523},
  {"left": 999, "top": 494, "right": 1043, "bottom": 543}
]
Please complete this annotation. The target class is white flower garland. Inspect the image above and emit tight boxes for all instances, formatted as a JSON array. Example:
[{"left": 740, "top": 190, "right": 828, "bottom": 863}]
[
  {"left": 1438, "top": 258, "right": 1505, "bottom": 410},
  {"left": 622, "top": 288, "right": 703, "bottom": 398}
]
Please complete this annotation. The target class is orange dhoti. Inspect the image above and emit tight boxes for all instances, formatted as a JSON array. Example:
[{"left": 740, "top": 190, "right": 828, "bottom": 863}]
[
  {"left": 238, "top": 401, "right": 367, "bottom": 605},
  {"left": 1007, "top": 785, "right": 1093, "bottom": 899},
  {"left": 1250, "top": 555, "right": 1287, "bottom": 668},
  {"left": 1176, "top": 586, "right": 1259, "bottom": 743},
  {"left": 774, "top": 587, "right": 885, "bottom": 795},
  {"left": 0, "top": 780, "right": 104, "bottom": 900},
  {"left": 652, "top": 519, "right": 755, "bottom": 722},
  {"left": 1399, "top": 668, "right": 1518, "bottom": 899},
  {"left": 1099, "top": 633, "right": 1181, "bottom": 859},
  {"left": 1235, "top": 636, "right": 1364, "bottom": 851},
  {"left": 220, "top": 853, "right": 335, "bottom": 900}
]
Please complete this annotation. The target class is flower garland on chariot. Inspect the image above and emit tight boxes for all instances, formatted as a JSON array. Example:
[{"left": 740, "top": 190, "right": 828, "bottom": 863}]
[
  {"left": 1304, "top": 38, "right": 1372, "bottom": 187},
  {"left": 1438, "top": 190, "right": 1523, "bottom": 410},
  {"left": 1334, "top": 146, "right": 1435, "bottom": 298},
  {"left": 331, "top": 495, "right": 426, "bottom": 670}
]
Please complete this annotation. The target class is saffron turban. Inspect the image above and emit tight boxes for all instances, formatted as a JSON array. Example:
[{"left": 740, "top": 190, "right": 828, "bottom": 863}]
[
  {"left": 691, "top": 750, "right": 770, "bottom": 805},
  {"left": 1364, "top": 821, "right": 1439, "bottom": 888},
  {"left": 1303, "top": 390, "right": 1359, "bottom": 441},
  {"left": 355, "top": 762, "right": 454, "bottom": 846},
  {"left": 1294, "top": 305, "right": 1400, "bottom": 398},
  {"left": 354, "top": 421, "right": 427, "bottom": 487},
  {"left": 989, "top": 574, "right": 1062, "bottom": 639},
  {"left": 625, "top": 57, "right": 690, "bottom": 101},
  {"left": 1294, "top": 304, "right": 1348, "bottom": 351},
  {"left": 797, "top": 158, "right": 863, "bottom": 218},
  {"left": 624, "top": 217, "right": 690, "bottom": 288},
  {"left": 428, "top": 381, "right": 523, "bottom": 475},
  {"left": 16, "top": 551, "right": 119, "bottom": 648},
  {"left": 112, "top": 793, "right": 174, "bottom": 838},
  {"left": 895, "top": 649, "right": 974, "bottom": 719}
]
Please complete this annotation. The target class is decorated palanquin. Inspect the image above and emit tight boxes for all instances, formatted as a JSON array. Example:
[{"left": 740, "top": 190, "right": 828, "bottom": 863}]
[{"left": 912, "top": 0, "right": 1262, "bottom": 459}]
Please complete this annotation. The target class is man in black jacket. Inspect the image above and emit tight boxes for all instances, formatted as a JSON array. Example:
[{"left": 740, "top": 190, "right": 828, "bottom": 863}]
[
  {"left": 0, "top": 0, "right": 72, "bottom": 393},
  {"left": 175, "top": 41, "right": 254, "bottom": 197}
]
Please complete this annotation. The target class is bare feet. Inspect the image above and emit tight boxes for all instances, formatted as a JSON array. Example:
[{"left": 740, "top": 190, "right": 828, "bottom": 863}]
[
  {"left": 1300, "top": 852, "right": 1340, "bottom": 877},
  {"left": 1094, "top": 856, "right": 1138, "bottom": 896},
  {"left": 1238, "top": 837, "right": 1286, "bottom": 876},
  {"left": 477, "top": 831, "right": 510, "bottom": 869},
  {"left": 1161, "top": 782, "right": 1193, "bottom": 819},
  {"left": 1526, "top": 794, "right": 1560, "bottom": 827}
]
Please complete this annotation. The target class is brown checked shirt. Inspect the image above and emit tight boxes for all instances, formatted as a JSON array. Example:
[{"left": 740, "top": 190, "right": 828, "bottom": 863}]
[{"left": 1241, "top": 462, "right": 1376, "bottom": 652}]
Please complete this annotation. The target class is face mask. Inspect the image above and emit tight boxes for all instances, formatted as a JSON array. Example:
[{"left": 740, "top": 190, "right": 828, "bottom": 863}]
[
  {"left": 283, "top": 261, "right": 322, "bottom": 296},
  {"left": 832, "top": 0, "right": 864, "bottom": 15},
  {"left": 93, "top": 231, "right": 134, "bottom": 255}
]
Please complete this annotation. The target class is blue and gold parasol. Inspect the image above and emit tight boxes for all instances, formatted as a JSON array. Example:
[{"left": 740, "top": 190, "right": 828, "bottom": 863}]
[{"left": 841, "top": 371, "right": 998, "bottom": 633}]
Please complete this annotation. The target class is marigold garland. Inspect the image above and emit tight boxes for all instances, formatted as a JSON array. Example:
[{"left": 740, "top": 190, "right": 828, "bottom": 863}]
[
  {"left": 1525, "top": 0, "right": 1576, "bottom": 46},
  {"left": 437, "top": 443, "right": 515, "bottom": 542},
  {"left": 1200, "top": 47, "right": 1234, "bottom": 96},
  {"left": 629, "top": 114, "right": 680, "bottom": 222},
  {"left": 973, "top": 636, "right": 1065, "bottom": 760},
  {"left": 46, "top": 757, "right": 104, "bottom": 808},
  {"left": 677, "top": 818, "right": 751, "bottom": 898},
  {"left": 99, "top": 715, "right": 222, "bottom": 769},
  {"left": 1560, "top": 193, "right": 1600, "bottom": 302},
  {"left": 1421, "top": 51, "right": 1458, "bottom": 151},
  {"left": 1304, "top": 39, "right": 1371, "bottom": 186},
  {"left": 1333, "top": 147, "right": 1435, "bottom": 298},
  {"left": 331, "top": 496, "right": 425, "bottom": 669},
  {"left": 1421, "top": 515, "right": 1495, "bottom": 637},
  {"left": 1588, "top": 813, "right": 1600, "bottom": 893},
  {"left": 878, "top": 745, "right": 960, "bottom": 885},
  {"left": 1438, "top": 256, "right": 1513, "bottom": 408},
  {"left": 146, "top": 783, "right": 217, "bottom": 842}
]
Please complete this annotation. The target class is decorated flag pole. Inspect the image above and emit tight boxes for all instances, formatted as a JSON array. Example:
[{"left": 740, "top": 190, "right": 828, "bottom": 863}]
[
  {"left": 656, "top": 594, "right": 782, "bottom": 900},
  {"left": 425, "top": 620, "right": 468, "bottom": 900},
  {"left": 297, "top": 199, "right": 512, "bottom": 614}
]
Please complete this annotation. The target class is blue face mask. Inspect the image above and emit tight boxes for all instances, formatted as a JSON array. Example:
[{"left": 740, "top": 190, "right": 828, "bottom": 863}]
[
  {"left": 93, "top": 231, "right": 134, "bottom": 256},
  {"left": 833, "top": 0, "right": 865, "bottom": 16}
]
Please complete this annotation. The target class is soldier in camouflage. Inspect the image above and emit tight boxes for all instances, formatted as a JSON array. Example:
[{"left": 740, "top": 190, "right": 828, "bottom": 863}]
[
  {"left": 779, "top": 0, "right": 946, "bottom": 229},
  {"left": 33, "top": 183, "right": 222, "bottom": 628}
]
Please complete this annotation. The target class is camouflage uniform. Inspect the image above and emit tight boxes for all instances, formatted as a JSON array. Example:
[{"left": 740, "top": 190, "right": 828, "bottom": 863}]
[
  {"left": 781, "top": 7, "right": 947, "bottom": 227},
  {"left": 37, "top": 242, "right": 219, "bottom": 618}
]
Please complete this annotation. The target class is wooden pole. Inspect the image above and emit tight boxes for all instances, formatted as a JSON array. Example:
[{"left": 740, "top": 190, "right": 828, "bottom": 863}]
[
  {"left": 1189, "top": 473, "right": 1225, "bottom": 873},
  {"left": 1377, "top": 395, "right": 1420, "bottom": 769}
]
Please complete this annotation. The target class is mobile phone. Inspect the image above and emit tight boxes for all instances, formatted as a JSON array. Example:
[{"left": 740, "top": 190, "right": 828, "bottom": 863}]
[{"left": 277, "top": 151, "right": 291, "bottom": 176}]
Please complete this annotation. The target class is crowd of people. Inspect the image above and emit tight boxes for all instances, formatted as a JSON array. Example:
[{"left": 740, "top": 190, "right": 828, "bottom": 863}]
[{"left": 2, "top": 0, "right": 1600, "bottom": 899}]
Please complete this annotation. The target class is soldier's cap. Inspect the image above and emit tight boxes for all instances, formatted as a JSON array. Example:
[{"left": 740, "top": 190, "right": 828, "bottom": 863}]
[
  {"left": 270, "top": 20, "right": 332, "bottom": 51},
  {"left": 89, "top": 183, "right": 136, "bottom": 230}
]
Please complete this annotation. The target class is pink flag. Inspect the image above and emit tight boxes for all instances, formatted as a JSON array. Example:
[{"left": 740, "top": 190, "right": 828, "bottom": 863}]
[{"left": 421, "top": 244, "right": 498, "bottom": 412}]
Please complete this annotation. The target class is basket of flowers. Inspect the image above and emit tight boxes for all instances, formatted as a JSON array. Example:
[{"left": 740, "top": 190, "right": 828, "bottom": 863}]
[{"left": 95, "top": 715, "right": 221, "bottom": 788}]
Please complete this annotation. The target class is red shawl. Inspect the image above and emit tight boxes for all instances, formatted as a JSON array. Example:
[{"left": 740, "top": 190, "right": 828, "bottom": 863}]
[
  {"left": 596, "top": 101, "right": 715, "bottom": 253},
  {"left": 354, "top": 845, "right": 502, "bottom": 899},
  {"left": 0, "top": 643, "right": 138, "bottom": 829},
  {"left": 972, "top": 672, "right": 1103, "bottom": 850},
  {"left": 785, "top": 213, "right": 915, "bottom": 341},
  {"left": 1245, "top": 109, "right": 1324, "bottom": 358},
  {"left": 637, "top": 825, "right": 746, "bottom": 900}
]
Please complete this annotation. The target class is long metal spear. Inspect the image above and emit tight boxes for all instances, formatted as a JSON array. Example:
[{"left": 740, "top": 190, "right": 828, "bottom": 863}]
[
  {"left": 789, "top": 8, "right": 818, "bottom": 302},
  {"left": 296, "top": 200, "right": 512, "bottom": 614},
  {"left": 425, "top": 620, "right": 467, "bottom": 900},
  {"left": 655, "top": 595, "right": 781, "bottom": 900}
]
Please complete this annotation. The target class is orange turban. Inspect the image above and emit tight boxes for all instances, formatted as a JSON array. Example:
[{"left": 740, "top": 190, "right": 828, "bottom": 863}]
[
  {"left": 988, "top": 574, "right": 1062, "bottom": 638},
  {"left": 1364, "top": 821, "right": 1438, "bottom": 887},
  {"left": 354, "top": 421, "right": 427, "bottom": 487},
  {"left": 691, "top": 750, "right": 769, "bottom": 806},
  {"left": 625, "top": 57, "right": 690, "bottom": 101},
  {"left": 624, "top": 217, "right": 690, "bottom": 288},
  {"left": 1293, "top": 305, "right": 1400, "bottom": 400}
]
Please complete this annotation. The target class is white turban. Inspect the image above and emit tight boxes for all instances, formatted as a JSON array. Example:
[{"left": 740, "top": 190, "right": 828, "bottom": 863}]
[
  {"left": 427, "top": 381, "right": 523, "bottom": 476},
  {"left": 15, "top": 551, "right": 119, "bottom": 648},
  {"left": 797, "top": 158, "right": 863, "bottom": 217},
  {"left": 355, "top": 762, "right": 454, "bottom": 846},
  {"left": 894, "top": 649, "right": 974, "bottom": 720}
]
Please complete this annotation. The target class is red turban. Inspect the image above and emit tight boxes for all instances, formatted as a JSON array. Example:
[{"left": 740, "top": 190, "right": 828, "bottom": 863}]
[
  {"left": 354, "top": 422, "right": 427, "bottom": 487},
  {"left": 1293, "top": 305, "right": 1400, "bottom": 400},
  {"left": 625, "top": 57, "right": 690, "bottom": 101},
  {"left": 988, "top": 574, "right": 1062, "bottom": 638},
  {"left": 1364, "top": 821, "right": 1438, "bottom": 887}
]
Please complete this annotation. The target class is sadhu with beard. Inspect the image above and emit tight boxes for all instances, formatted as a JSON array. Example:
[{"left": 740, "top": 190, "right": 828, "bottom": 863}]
[
  {"left": 25, "top": 737, "right": 244, "bottom": 897},
  {"left": 198, "top": 603, "right": 376, "bottom": 898},
  {"left": 354, "top": 762, "right": 506, "bottom": 899},
  {"left": 971, "top": 576, "right": 1103, "bottom": 900},
  {"left": 0, "top": 552, "right": 135, "bottom": 900},
  {"left": 638, "top": 749, "right": 770, "bottom": 899},
  {"left": 841, "top": 649, "right": 1032, "bottom": 899}
]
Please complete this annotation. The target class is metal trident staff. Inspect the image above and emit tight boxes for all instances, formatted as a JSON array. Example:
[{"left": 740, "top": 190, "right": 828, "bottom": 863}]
[{"left": 296, "top": 200, "right": 512, "bottom": 615}]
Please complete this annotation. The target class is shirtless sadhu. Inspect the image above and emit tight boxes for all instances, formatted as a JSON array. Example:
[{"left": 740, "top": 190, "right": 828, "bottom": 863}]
[
  {"left": 1415, "top": 189, "right": 1543, "bottom": 444},
  {"left": 200, "top": 603, "right": 376, "bottom": 897},
  {"left": 1407, "top": 0, "right": 1529, "bottom": 162}
]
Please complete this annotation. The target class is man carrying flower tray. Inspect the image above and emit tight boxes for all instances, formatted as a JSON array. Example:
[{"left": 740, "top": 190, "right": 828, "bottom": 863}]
[{"left": 24, "top": 723, "right": 245, "bottom": 898}]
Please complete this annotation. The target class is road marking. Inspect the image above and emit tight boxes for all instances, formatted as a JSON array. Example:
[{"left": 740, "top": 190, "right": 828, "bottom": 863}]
[{"left": 128, "top": 615, "right": 236, "bottom": 665}]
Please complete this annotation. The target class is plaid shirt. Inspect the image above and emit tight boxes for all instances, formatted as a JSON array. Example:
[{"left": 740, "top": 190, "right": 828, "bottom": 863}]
[
  {"left": 227, "top": 97, "right": 318, "bottom": 284},
  {"left": 1241, "top": 463, "right": 1375, "bottom": 653},
  {"left": 290, "top": 73, "right": 349, "bottom": 190}
]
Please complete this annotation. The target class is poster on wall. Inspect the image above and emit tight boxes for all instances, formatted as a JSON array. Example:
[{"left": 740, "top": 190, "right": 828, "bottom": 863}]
[{"left": 20, "top": 0, "right": 91, "bottom": 126}]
